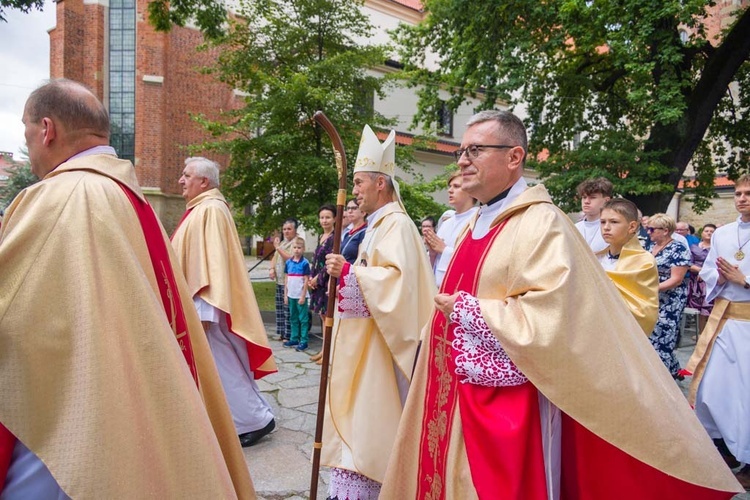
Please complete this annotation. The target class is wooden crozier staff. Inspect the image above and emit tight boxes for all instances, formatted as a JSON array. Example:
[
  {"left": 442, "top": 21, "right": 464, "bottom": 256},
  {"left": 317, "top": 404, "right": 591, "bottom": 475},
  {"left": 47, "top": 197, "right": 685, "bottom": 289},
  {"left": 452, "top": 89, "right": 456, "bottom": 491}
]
[{"left": 309, "top": 110, "right": 347, "bottom": 499}]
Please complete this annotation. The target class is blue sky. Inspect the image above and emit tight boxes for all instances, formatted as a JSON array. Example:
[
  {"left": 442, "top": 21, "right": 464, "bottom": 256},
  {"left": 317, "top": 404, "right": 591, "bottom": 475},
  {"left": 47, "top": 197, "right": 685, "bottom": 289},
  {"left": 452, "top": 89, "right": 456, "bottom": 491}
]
[{"left": 0, "top": 0, "right": 55, "bottom": 158}]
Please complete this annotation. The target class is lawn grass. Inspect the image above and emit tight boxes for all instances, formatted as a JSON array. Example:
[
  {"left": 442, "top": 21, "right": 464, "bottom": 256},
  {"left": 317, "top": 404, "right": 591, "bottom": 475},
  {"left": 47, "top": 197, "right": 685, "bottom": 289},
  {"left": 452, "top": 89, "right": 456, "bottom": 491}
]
[{"left": 252, "top": 281, "right": 276, "bottom": 311}]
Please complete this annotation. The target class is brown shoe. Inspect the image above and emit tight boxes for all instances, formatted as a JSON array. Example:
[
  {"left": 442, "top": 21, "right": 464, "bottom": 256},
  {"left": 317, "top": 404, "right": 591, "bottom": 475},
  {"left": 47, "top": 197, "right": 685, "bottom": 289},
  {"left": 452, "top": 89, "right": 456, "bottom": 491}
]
[
  {"left": 310, "top": 352, "right": 322, "bottom": 362},
  {"left": 735, "top": 466, "right": 750, "bottom": 490}
]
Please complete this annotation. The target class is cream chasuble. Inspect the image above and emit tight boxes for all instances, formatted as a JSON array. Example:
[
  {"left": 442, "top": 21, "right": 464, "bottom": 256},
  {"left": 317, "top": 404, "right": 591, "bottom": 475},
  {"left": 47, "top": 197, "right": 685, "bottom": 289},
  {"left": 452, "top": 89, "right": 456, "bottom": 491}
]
[
  {"left": 382, "top": 185, "right": 741, "bottom": 498},
  {"left": 171, "top": 188, "right": 277, "bottom": 378},
  {"left": 0, "top": 155, "right": 255, "bottom": 499},
  {"left": 321, "top": 201, "right": 436, "bottom": 483},
  {"left": 596, "top": 236, "right": 660, "bottom": 335}
]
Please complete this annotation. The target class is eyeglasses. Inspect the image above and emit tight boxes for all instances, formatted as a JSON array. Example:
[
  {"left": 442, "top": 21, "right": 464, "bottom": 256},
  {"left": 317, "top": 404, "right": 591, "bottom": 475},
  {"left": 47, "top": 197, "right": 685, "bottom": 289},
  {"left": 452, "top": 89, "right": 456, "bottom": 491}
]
[
  {"left": 646, "top": 227, "right": 665, "bottom": 233},
  {"left": 453, "top": 144, "right": 516, "bottom": 161}
]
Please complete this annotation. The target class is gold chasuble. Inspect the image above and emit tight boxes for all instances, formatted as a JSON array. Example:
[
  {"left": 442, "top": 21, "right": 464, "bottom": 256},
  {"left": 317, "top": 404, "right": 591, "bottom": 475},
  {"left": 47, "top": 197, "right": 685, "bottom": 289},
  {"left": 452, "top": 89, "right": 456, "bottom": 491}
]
[
  {"left": 382, "top": 185, "right": 741, "bottom": 498},
  {"left": 597, "top": 236, "right": 660, "bottom": 335},
  {"left": 170, "top": 188, "right": 277, "bottom": 378},
  {"left": 322, "top": 201, "right": 436, "bottom": 483},
  {"left": 0, "top": 155, "right": 255, "bottom": 498}
]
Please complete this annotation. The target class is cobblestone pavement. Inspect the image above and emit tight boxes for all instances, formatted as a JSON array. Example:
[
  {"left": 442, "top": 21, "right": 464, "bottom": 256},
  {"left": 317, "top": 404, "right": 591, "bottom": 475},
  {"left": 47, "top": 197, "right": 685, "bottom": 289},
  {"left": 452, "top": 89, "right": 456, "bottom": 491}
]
[{"left": 244, "top": 257, "right": 748, "bottom": 499}]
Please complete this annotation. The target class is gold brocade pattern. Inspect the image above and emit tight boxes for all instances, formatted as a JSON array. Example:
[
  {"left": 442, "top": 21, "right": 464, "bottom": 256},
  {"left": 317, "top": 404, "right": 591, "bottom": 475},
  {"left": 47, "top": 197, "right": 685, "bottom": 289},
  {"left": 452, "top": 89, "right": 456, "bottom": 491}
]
[
  {"left": 0, "top": 155, "right": 255, "bottom": 498},
  {"left": 381, "top": 184, "right": 741, "bottom": 498}
]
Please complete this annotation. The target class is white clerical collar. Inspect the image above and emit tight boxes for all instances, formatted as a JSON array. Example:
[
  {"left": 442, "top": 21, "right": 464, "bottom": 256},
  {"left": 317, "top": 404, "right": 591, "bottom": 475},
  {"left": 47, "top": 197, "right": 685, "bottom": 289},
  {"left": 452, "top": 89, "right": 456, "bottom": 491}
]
[
  {"left": 477, "top": 177, "right": 528, "bottom": 219},
  {"left": 737, "top": 216, "right": 750, "bottom": 228},
  {"left": 365, "top": 202, "right": 392, "bottom": 228},
  {"left": 67, "top": 145, "right": 118, "bottom": 162},
  {"left": 473, "top": 177, "right": 528, "bottom": 239}
]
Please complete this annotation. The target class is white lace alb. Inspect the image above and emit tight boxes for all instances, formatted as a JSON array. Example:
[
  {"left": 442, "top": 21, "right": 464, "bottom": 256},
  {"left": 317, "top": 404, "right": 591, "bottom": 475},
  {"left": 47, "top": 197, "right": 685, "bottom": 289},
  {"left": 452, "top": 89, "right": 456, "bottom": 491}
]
[
  {"left": 338, "top": 270, "right": 371, "bottom": 319},
  {"left": 450, "top": 292, "right": 528, "bottom": 387},
  {"left": 329, "top": 467, "right": 381, "bottom": 500}
]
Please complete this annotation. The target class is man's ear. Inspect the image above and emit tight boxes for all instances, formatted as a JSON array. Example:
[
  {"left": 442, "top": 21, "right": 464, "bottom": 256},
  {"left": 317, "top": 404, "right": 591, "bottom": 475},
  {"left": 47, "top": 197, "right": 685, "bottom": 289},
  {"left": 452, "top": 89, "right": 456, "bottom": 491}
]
[
  {"left": 42, "top": 117, "right": 57, "bottom": 146},
  {"left": 507, "top": 145, "right": 525, "bottom": 172}
]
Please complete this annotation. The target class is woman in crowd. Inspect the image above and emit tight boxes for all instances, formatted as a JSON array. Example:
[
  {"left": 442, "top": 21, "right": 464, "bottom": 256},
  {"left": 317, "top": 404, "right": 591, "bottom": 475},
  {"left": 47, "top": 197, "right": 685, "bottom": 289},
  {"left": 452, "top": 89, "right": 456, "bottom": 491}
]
[
  {"left": 341, "top": 198, "right": 367, "bottom": 265},
  {"left": 647, "top": 213, "right": 692, "bottom": 379},
  {"left": 308, "top": 204, "right": 336, "bottom": 363},
  {"left": 688, "top": 223, "right": 717, "bottom": 336}
]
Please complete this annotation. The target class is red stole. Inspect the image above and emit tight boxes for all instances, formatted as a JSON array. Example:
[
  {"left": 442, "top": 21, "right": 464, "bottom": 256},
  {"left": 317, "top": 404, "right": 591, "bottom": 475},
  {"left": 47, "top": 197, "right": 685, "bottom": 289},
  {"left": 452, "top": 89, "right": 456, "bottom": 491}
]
[
  {"left": 0, "top": 424, "right": 13, "bottom": 491},
  {"left": 416, "top": 221, "right": 548, "bottom": 499},
  {"left": 120, "top": 186, "right": 199, "bottom": 386},
  {"left": 1, "top": 187, "right": 199, "bottom": 492}
]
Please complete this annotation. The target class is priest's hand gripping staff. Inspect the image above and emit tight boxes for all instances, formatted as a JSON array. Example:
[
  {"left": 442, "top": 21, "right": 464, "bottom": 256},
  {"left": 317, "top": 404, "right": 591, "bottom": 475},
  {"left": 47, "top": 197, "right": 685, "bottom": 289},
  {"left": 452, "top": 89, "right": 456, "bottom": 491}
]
[{"left": 309, "top": 110, "right": 346, "bottom": 499}]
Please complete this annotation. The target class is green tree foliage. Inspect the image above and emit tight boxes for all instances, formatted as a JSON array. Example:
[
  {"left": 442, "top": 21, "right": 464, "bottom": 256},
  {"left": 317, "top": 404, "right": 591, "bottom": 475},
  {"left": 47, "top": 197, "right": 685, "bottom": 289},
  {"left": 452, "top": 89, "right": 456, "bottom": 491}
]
[
  {"left": 0, "top": 159, "right": 37, "bottom": 210},
  {"left": 0, "top": 0, "right": 43, "bottom": 22},
  {"left": 195, "top": 0, "right": 434, "bottom": 237},
  {"left": 393, "top": 0, "right": 750, "bottom": 214}
]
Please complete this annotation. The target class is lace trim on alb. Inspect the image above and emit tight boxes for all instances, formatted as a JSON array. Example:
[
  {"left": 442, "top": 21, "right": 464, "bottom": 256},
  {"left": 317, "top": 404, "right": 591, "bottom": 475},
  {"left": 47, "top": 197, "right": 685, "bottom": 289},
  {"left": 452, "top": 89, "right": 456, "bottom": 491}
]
[
  {"left": 450, "top": 292, "right": 528, "bottom": 387},
  {"left": 338, "top": 270, "right": 371, "bottom": 319},
  {"left": 329, "top": 467, "right": 381, "bottom": 500}
]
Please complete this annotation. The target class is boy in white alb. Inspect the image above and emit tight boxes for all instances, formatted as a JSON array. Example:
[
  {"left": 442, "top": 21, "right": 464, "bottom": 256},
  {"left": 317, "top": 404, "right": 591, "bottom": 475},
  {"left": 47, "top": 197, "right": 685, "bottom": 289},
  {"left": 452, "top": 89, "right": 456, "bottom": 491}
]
[{"left": 575, "top": 177, "right": 612, "bottom": 253}]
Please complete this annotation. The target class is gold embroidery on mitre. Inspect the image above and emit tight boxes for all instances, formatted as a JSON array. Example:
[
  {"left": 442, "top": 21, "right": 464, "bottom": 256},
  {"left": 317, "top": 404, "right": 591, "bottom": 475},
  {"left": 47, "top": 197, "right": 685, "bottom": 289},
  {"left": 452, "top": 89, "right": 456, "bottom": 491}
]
[
  {"left": 355, "top": 157, "right": 377, "bottom": 169},
  {"left": 354, "top": 125, "right": 397, "bottom": 175}
]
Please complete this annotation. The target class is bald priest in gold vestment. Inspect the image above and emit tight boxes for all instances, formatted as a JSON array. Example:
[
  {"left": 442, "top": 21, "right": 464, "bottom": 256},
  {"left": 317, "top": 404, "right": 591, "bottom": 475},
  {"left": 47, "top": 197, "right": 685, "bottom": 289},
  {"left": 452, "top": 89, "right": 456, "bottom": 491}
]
[
  {"left": 0, "top": 79, "right": 255, "bottom": 499},
  {"left": 171, "top": 156, "right": 278, "bottom": 449},
  {"left": 381, "top": 110, "right": 742, "bottom": 499}
]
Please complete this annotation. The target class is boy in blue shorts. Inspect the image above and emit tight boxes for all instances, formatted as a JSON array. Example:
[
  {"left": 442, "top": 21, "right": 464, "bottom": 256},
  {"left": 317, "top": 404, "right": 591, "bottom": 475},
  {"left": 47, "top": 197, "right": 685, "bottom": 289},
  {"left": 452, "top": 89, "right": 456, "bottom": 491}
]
[{"left": 284, "top": 237, "right": 311, "bottom": 351}]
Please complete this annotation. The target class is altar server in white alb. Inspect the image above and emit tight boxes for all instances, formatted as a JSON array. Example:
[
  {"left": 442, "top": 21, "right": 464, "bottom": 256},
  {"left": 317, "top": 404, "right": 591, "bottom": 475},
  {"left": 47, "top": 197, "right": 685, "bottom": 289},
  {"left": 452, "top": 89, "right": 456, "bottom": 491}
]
[
  {"left": 686, "top": 173, "right": 750, "bottom": 489},
  {"left": 575, "top": 177, "right": 612, "bottom": 253}
]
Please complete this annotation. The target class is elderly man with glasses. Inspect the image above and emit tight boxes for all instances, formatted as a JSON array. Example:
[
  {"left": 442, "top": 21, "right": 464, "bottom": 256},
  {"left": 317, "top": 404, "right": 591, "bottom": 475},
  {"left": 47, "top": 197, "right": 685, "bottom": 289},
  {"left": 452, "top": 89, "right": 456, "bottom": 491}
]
[{"left": 381, "top": 110, "right": 741, "bottom": 498}]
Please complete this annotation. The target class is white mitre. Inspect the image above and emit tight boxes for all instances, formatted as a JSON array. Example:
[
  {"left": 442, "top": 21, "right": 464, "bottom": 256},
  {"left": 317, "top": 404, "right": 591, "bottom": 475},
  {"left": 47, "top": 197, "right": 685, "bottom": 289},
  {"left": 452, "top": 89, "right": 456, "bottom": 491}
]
[{"left": 354, "top": 125, "right": 405, "bottom": 210}]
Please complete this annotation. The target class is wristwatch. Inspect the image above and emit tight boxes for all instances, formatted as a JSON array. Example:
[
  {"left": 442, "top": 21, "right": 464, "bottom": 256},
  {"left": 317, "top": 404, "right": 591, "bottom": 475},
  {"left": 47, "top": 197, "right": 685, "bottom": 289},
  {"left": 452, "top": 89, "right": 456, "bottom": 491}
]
[{"left": 744, "top": 276, "right": 750, "bottom": 289}]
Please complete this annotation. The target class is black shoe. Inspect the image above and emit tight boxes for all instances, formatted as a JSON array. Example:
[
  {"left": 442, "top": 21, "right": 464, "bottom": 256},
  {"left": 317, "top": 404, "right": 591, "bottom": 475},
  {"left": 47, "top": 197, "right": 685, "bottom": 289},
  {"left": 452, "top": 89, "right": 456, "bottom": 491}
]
[{"left": 239, "top": 419, "right": 276, "bottom": 447}]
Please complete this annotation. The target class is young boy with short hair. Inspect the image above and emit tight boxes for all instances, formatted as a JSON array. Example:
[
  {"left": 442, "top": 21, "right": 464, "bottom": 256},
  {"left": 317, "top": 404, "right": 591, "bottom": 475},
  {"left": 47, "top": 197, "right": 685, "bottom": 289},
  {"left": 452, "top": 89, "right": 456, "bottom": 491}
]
[
  {"left": 575, "top": 177, "right": 613, "bottom": 252},
  {"left": 597, "top": 198, "right": 659, "bottom": 335},
  {"left": 284, "top": 237, "right": 311, "bottom": 351}
]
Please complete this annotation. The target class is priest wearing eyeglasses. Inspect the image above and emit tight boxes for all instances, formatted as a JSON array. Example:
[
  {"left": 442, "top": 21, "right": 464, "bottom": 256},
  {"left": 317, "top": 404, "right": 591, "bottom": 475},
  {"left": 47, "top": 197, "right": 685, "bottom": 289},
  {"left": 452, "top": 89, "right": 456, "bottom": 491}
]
[{"left": 381, "top": 109, "right": 742, "bottom": 499}]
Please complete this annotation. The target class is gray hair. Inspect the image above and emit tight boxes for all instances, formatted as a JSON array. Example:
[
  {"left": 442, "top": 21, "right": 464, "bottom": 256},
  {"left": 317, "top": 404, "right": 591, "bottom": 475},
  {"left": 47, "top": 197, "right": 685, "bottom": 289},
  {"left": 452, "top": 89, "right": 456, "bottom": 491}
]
[
  {"left": 366, "top": 172, "right": 394, "bottom": 194},
  {"left": 185, "top": 157, "right": 220, "bottom": 188},
  {"left": 466, "top": 110, "right": 528, "bottom": 165}
]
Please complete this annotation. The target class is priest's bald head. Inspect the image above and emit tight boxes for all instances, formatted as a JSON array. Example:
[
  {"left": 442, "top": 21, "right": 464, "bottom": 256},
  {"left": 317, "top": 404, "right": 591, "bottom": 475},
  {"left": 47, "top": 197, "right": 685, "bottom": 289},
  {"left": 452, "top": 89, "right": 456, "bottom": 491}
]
[
  {"left": 455, "top": 110, "right": 528, "bottom": 205},
  {"left": 180, "top": 157, "right": 221, "bottom": 202},
  {"left": 23, "top": 79, "right": 110, "bottom": 179}
]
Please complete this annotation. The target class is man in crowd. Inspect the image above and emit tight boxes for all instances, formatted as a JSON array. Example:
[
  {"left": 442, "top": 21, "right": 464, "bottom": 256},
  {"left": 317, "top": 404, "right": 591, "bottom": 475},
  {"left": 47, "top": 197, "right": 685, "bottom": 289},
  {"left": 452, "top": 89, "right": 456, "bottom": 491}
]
[
  {"left": 172, "top": 157, "right": 277, "bottom": 448},
  {"left": 323, "top": 125, "right": 436, "bottom": 499},
  {"left": 0, "top": 79, "right": 255, "bottom": 498},
  {"left": 575, "top": 176, "right": 612, "bottom": 252},
  {"left": 676, "top": 220, "right": 700, "bottom": 247},
  {"left": 270, "top": 218, "right": 298, "bottom": 340},
  {"left": 422, "top": 169, "right": 478, "bottom": 289},
  {"left": 381, "top": 110, "right": 741, "bottom": 498},
  {"left": 686, "top": 174, "right": 750, "bottom": 488}
]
